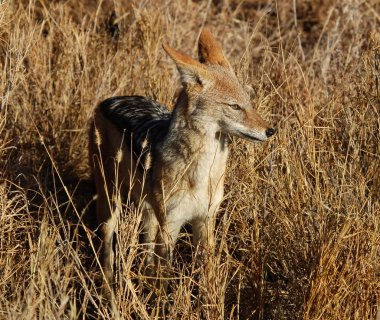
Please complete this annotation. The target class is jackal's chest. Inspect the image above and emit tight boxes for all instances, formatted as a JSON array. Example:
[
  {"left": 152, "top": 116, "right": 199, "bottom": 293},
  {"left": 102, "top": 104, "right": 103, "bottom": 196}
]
[
  {"left": 178, "top": 146, "right": 229, "bottom": 214},
  {"left": 190, "top": 149, "right": 228, "bottom": 190},
  {"left": 158, "top": 133, "right": 229, "bottom": 217}
]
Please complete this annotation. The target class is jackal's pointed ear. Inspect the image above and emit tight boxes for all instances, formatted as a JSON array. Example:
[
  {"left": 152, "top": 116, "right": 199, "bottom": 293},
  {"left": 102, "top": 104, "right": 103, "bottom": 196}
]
[
  {"left": 163, "top": 42, "right": 207, "bottom": 85},
  {"left": 198, "top": 28, "right": 232, "bottom": 70}
]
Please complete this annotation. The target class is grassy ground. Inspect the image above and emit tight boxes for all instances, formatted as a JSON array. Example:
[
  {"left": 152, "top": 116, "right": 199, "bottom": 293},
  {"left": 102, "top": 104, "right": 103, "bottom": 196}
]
[{"left": 1, "top": 0, "right": 379, "bottom": 319}]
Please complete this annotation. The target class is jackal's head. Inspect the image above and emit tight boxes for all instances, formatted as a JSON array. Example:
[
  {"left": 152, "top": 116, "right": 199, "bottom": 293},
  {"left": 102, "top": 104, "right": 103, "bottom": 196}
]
[{"left": 163, "top": 29, "right": 276, "bottom": 142}]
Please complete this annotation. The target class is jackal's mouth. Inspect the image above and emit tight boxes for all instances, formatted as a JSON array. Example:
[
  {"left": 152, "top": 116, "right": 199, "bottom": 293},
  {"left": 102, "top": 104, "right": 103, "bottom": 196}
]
[{"left": 239, "top": 131, "right": 264, "bottom": 142}]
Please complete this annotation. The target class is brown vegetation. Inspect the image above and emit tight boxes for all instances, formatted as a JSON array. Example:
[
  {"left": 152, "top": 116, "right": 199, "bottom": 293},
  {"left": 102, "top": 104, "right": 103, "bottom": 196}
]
[{"left": 0, "top": 0, "right": 379, "bottom": 319}]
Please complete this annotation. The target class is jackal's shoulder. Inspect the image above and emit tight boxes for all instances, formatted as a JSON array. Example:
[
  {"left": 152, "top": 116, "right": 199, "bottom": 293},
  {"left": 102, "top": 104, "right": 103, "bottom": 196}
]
[{"left": 98, "top": 95, "right": 171, "bottom": 154}]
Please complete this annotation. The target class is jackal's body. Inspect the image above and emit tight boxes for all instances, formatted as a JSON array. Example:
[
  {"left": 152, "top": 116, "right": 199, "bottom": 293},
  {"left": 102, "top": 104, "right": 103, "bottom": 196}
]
[
  {"left": 89, "top": 92, "right": 229, "bottom": 266},
  {"left": 88, "top": 29, "right": 276, "bottom": 297}
]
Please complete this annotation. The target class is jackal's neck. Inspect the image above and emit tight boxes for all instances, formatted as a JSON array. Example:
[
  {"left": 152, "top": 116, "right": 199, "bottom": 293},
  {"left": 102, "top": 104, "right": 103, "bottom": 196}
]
[
  {"left": 171, "top": 89, "right": 221, "bottom": 138},
  {"left": 163, "top": 89, "right": 229, "bottom": 161}
]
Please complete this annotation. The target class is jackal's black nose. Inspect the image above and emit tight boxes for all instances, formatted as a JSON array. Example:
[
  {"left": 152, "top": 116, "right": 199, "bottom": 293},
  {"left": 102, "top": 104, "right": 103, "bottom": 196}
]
[{"left": 266, "top": 128, "right": 276, "bottom": 137}]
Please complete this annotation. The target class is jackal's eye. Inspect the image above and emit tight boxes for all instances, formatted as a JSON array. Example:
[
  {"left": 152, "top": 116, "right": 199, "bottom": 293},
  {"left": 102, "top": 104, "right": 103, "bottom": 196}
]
[{"left": 229, "top": 103, "right": 242, "bottom": 111}]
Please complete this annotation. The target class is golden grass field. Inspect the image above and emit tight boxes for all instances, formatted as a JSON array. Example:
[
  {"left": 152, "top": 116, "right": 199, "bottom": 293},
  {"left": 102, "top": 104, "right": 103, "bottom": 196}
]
[{"left": 1, "top": 0, "right": 379, "bottom": 319}]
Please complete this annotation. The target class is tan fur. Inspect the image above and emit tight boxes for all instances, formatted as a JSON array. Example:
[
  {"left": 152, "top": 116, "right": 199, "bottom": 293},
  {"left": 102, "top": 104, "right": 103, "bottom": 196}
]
[
  {"left": 198, "top": 28, "right": 231, "bottom": 68},
  {"left": 88, "top": 29, "right": 275, "bottom": 300}
]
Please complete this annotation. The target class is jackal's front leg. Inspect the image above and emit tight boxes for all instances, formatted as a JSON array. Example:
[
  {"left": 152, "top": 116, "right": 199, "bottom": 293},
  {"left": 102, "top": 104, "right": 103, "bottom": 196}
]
[
  {"left": 192, "top": 216, "right": 215, "bottom": 255},
  {"left": 154, "top": 223, "right": 175, "bottom": 268},
  {"left": 142, "top": 207, "right": 159, "bottom": 276},
  {"left": 152, "top": 213, "right": 183, "bottom": 288}
]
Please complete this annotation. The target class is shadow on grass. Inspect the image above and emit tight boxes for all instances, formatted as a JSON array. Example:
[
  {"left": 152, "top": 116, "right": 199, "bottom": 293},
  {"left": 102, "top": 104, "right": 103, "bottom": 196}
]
[{"left": 18, "top": 170, "right": 106, "bottom": 319}]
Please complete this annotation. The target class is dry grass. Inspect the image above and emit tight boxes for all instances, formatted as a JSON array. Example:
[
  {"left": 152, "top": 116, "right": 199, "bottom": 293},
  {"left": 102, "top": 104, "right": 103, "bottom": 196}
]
[{"left": 1, "top": 0, "right": 379, "bottom": 319}]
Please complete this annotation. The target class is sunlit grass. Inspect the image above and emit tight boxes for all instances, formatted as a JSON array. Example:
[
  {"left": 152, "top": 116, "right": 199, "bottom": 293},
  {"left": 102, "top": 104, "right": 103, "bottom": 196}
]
[{"left": 0, "top": 0, "right": 379, "bottom": 319}]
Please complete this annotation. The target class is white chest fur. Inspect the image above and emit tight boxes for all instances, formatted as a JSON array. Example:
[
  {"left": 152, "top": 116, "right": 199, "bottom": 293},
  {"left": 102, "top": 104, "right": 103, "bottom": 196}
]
[{"left": 166, "top": 134, "right": 229, "bottom": 221}]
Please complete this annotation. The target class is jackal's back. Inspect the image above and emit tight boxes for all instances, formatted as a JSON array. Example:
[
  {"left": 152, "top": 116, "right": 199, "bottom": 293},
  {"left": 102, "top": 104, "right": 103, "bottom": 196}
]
[{"left": 99, "top": 96, "right": 171, "bottom": 155}]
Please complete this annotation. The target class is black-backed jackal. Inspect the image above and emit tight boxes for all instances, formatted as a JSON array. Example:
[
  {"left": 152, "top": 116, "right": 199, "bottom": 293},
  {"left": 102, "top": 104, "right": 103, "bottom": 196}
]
[{"left": 89, "top": 29, "right": 276, "bottom": 298}]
